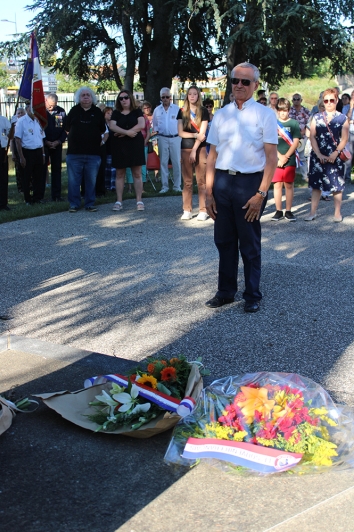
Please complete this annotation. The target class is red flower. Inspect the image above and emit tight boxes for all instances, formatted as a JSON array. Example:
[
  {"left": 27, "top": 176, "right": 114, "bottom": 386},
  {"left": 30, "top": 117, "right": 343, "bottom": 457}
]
[{"left": 161, "top": 366, "right": 177, "bottom": 382}]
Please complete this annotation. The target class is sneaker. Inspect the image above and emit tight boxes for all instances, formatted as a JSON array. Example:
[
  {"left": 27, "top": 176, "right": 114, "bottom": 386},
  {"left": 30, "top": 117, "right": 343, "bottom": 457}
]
[
  {"left": 159, "top": 187, "right": 169, "bottom": 194},
  {"left": 271, "top": 210, "right": 283, "bottom": 221},
  {"left": 173, "top": 187, "right": 182, "bottom": 193},
  {"left": 196, "top": 212, "right": 208, "bottom": 221},
  {"left": 85, "top": 206, "right": 98, "bottom": 212},
  {"left": 285, "top": 210, "right": 296, "bottom": 222},
  {"left": 285, "top": 211, "right": 296, "bottom": 222},
  {"left": 69, "top": 206, "right": 79, "bottom": 213},
  {"left": 181, "top": 211, "right": 193, "bottom": 220}
]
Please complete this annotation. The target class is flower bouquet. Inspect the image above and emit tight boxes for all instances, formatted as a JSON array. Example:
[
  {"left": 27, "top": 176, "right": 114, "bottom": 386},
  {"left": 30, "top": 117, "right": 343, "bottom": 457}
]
[
  {"left": 0, "top": 395, "right": 39, "bottom": 436},
  {"left": 35, "top": 356, "right": 205, "bottom": 438},
  {"left": 164, "top": 372, "right": 354, "bottom": 474}
]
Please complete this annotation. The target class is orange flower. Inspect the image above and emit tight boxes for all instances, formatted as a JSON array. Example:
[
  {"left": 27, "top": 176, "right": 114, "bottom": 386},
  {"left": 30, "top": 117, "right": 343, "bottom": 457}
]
[
  {"left": 161, "top": 366, "right": 177, "bottom": 382},
  {"left": 169, "top": 358, "right": 181, "bottom": 365},
  {"left": 237, "top": 386, "right": 275, "bottom": 423},
  {"left": 147, "top": 363, "right": 155, "bottom": 374}
]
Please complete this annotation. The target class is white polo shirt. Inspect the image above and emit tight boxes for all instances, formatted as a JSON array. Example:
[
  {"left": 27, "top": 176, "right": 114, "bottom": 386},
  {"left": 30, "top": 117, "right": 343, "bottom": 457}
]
[
  {"left": 0, "top": 116, "right": 11, "bottom": 148},
  {"left": 15, "top": 113, "right": 45, "bottom": 149},
  {"left": 152, "top": 103, "right": 180, "bottom": 136},
  {"left": 207, "top": 98, "right": 278, "bottom": 173}
]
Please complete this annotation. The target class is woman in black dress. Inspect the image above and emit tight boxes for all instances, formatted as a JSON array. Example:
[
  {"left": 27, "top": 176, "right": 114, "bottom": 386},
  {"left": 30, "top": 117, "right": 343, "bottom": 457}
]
[{"left": 109, "top": 90, "right": 146, "bottom": 211}]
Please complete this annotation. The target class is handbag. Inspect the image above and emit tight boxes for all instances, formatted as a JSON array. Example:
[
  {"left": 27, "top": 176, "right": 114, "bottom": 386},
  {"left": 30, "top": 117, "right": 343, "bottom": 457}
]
[{"left": 322, "top": 112, "right": 350, "bottom": 162}]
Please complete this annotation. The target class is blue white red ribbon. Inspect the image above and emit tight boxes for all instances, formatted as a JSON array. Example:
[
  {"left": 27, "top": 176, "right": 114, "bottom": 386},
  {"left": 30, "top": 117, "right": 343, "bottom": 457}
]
[
  {"left": 277, "top": 122, "right": 302, "bottom": 168},
  {"left": 182, "top": 438, "right": 303, "bottom": 473},
  {"left": 84, "top": 374, "right": 195, "bottom": 417}
]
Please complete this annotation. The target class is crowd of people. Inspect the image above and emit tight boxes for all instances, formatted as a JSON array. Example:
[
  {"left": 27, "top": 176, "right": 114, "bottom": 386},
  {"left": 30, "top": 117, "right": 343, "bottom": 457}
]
[
  {"left": 0, "top": 64, "right": 352, "bottom": 314},
  {"left": 0, "top": 81, "right": 352, "bottom": 223}
]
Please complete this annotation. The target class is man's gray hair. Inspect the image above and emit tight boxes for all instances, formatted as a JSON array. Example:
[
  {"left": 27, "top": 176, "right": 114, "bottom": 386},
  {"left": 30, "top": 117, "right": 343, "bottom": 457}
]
[
  {"left": 46, "top": 93, "right": 58, "bottom": 102},
  {"left": 233, "top": 62, "right": 260, "bottom": 82},
  {"left": 74, "top": 86, "right": 98, "bottom": 105},
  {"left": 160, "top": 87, "right": 171, "bottom": 97}
]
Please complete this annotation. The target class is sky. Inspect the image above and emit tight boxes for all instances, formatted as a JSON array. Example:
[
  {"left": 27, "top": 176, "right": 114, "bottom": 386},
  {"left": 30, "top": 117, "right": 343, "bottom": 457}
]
[{"left": 0, "top": 0, "right": 39, "bottom": 39}]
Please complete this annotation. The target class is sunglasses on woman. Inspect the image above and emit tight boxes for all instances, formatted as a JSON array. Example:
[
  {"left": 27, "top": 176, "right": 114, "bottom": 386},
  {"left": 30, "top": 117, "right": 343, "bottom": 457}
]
[
  {"left": 119, "top": 96, "right": 129, "bottom": 101},
  {"left": 231, "top": 78, "right": 253, "bottom": 86},
  {"left": 323, "top": 98, "right": 335, "bottom": 104}
]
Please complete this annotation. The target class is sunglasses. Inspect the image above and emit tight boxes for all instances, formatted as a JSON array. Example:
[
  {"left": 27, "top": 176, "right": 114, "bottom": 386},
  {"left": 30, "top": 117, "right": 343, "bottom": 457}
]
[
  {"left": 205, "top": 104, "right": 213, "bottom": 108},
  {"left": 119, "top": 96, "right": 129, "bottom": 101},
  {"left": 161, "top": 95, "right": 171, "bottom": 99},
  {"left": 292, "top": 98, "right": 301, "bottom": 101},
  {"left": 231, "top": 78, "right": 254, "bottom": 86},
  {"left": 323, "top": 98, "right": 335, "bottom": 104}
]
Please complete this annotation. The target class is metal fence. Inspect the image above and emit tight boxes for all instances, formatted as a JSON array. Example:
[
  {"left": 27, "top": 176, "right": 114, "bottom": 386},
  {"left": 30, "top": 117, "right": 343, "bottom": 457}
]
[{"left": 0, "top": 92, "right": 223, "bottom": 119}]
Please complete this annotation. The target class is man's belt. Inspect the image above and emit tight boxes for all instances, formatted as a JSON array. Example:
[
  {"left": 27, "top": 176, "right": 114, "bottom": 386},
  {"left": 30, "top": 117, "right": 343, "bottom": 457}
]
[
  {"left": 158, "top": 134, "right": 179, "bottom": 138},
  {"left": 216, "top": 169, "right": 241, "bottom": 175}
]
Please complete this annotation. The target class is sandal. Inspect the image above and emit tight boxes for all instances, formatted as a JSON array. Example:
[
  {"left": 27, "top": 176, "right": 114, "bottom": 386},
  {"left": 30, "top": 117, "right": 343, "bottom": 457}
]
[
  {"left": 112, "top": 201, "right": 122, "bottom": 211},
  {"left": 137, "top": 201, "right": 145, "bottom": 211}
]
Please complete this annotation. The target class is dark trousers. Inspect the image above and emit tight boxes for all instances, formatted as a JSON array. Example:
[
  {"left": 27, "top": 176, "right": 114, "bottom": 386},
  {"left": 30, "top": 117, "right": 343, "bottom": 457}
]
[
  {"left": 213, "top": 170, "right": 266, "bottom": 302},
  {"left": 0, "top": 148, "right": 9, "bottom": 208},
  {"left": 22, "top": 148, "right": 44, "bottom": 203},
  {"left": 96, "top": 144, "right": 107, "bottom": 196},
  {"left": 43, "top": 145, "right": 63, "bottom": 200}
]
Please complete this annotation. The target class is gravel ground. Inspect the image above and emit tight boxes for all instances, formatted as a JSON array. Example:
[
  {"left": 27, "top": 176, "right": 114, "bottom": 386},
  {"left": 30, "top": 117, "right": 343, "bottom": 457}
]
[
  {"left": 1, "top": 185, "right": 354, "bottom": 400},
  {"left": 1, "top": 184, "right": 354, "bottom": 532}
]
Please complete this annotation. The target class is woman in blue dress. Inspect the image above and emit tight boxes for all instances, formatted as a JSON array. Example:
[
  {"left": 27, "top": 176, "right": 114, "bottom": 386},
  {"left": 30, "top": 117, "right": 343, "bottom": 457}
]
[{"left": 306, "top": 88, "right": 349, "bottom": 222}]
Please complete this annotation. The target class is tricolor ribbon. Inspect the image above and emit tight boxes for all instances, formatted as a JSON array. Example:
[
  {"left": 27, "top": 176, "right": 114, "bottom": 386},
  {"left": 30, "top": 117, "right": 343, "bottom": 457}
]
[
  {"left": 277, "top": 122, "right": 302, "bottom": 168},
  {"left": 84, "top": 374, "right": 195, "bottom": 417},
  {"left": 182, "top": 438, "right": 303, "bottom": 473}
]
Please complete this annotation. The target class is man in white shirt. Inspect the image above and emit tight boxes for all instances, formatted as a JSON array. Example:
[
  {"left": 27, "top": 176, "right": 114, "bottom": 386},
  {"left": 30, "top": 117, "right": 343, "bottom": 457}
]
[
  {"left": 15, "top": 104, "right": 46, "bottom": 205},
  {"left": 152, "top": 88, "right": 181, "bottom": 193},
  {"left": 0, "top": 114, "right": 11, "bottom": 210},
  {"left": 205, "top": 62, "right": 278, "bottom": 313}
]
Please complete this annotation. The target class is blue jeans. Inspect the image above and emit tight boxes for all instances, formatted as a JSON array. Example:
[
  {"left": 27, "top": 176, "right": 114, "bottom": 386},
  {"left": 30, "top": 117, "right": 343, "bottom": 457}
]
[{"left": 67, "top": 154, "right": 101, "bottom": 208}]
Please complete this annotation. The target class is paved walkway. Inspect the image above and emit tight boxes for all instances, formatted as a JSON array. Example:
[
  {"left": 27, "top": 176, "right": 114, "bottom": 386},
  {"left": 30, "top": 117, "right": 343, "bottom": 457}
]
[{"left": 1, "top": 185, "right": 354, "bottom": 531}]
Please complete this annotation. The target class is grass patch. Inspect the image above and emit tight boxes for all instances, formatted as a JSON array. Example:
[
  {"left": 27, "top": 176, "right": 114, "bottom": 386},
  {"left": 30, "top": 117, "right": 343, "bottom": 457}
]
[{"left": 276, "top": 75, "right": 336, "bottom": 109}]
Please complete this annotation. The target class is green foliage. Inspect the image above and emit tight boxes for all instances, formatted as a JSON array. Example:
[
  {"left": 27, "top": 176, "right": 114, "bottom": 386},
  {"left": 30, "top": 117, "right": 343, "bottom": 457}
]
[
  {"left": 56, "top": 73, "right": 96, "bottom": 93},
  {"left": 0, "top": 64, "right": 13, "bottom": 89}
]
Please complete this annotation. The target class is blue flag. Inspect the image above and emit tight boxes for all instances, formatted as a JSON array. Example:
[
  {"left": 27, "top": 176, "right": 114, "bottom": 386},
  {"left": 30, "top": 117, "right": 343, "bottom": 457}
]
[{"left": 19, "top": 57, "right": 33, "bottom": 100}]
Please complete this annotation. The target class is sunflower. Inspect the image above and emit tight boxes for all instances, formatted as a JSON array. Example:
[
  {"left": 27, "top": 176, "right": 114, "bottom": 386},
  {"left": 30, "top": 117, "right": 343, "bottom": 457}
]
[
  {"left": 136, "top": 373, "right": 158, "bottom": 389},
  {"left": 161, "top": 366, "right": 177, "bottom": 382}
]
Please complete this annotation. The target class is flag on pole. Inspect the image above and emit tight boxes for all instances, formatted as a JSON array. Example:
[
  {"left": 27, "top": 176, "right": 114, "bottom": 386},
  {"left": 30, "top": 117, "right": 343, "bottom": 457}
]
[
  {"left": 18, "top": 56, "right": 33, "bottom": 101},
  {"left": 30, "top": 33, "right": 47, "bottom": 128}
]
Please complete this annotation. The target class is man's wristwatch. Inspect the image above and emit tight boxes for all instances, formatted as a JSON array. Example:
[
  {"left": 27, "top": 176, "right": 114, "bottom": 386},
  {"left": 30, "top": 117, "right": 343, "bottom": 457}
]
[{"left": 257, "top": 189, "right": 267, "bottom": 198}]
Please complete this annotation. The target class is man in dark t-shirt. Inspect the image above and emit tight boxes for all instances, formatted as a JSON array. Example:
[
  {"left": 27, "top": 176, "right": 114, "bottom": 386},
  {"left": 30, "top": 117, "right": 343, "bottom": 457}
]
[
  {"left": 65, "top": 87, "right": 106, "bottom": 212},
  {"left": 43, "top": 93, "right": 66, "bottom": 201}
]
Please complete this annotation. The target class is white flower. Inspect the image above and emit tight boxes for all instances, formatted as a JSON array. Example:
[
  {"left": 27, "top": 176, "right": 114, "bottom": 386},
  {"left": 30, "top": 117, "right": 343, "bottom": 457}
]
[
  {"left": 95, "top": 390, "right": 118, "bottom": 407},
  {"left": 113, "top": 384, "right": 150, "bottom": 414}
]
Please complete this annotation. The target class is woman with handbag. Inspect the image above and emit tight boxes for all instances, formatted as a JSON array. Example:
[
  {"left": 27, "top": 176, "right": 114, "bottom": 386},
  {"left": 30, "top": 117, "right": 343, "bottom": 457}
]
[
  {"left": 177, "top": 86, "right": 209, "bottom": 221},
  {"left": 305, "top": 88, "right": 349, "bottom": 222}
]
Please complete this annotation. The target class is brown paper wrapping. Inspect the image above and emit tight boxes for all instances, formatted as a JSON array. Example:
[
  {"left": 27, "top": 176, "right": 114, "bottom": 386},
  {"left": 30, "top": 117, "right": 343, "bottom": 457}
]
[
  {"left": 0, "top": 398, "right": 15, "bottom": 436},
  {"left": 34, "top": 364, "right": 203, "bottom": 438}
]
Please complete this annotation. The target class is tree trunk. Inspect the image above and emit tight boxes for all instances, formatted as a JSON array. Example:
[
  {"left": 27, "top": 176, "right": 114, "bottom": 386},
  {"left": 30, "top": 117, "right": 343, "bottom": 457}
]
[
  {"left": 121, "top": 12, "right": 135, "bottom": 91},
  {"left": 144, "top": 1, "right": 175, "bottom": 108}
]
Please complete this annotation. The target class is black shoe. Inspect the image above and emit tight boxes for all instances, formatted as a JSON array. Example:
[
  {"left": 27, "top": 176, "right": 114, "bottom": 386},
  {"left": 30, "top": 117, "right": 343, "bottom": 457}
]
[
  {"left": 69, "top": 206, "right": 79, "bottom": 213},
  {"left": 0, "top": 206, "right": 10, "bottom": 211},
  {"left": 244, "top": 301, "right": 260, "bottom": 313},
  {"left": 85, "top": 206, "right": 98, "bottom": 212},
  {"left": 205, "top": 296, "right": 234, "bottom": 308},
  {"left": 271, "top": 210, "right": 283, "bottom": 221},
  {"left": 285, "top": 210, "right": 296, "bottom": 222}
]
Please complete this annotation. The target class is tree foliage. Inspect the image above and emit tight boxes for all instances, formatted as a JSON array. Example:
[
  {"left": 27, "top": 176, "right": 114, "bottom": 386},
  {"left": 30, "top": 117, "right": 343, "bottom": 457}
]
[{"left": 0, "top": 0, "right": 353, "bottom": 105}]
